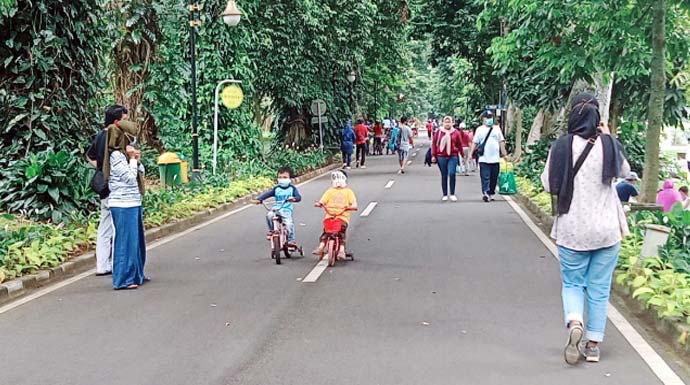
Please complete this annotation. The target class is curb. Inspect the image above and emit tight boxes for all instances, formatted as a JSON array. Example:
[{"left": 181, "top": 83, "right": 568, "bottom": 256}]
[
  {"left": 0, "top": 162, "right": 340, "bottom": 307},
  {"left": 513, "top": 191, "right": 690, "bottom": 359}
]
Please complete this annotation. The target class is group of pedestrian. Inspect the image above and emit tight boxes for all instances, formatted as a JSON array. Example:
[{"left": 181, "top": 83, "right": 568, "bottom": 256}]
[
  {"left": 616, "top": 170, "right": 689, "bottom": 212},
  {"left": 86, "top": 105, "right": 148, "bottom": 290},
  {"left": 428, "top": 111, "right": 505, "bottom": 202},
  {"left": 340, "top": 116, "right": 415, "bottom": 174}
]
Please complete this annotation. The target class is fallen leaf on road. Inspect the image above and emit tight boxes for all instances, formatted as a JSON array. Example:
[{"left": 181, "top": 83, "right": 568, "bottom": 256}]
[
  {"left": 461, "top": 330, "right": 467, "bottom": 334},
  {"left": 605, "top": 373, "right": 611, "bottom": 377},
  {"left": 432, "top": 291, "right": 437, "bottom": 294},
  {"left": 195, "top": 257, "right": 201, "bottom": 260},
  {"left": 210, "top": 304, "right": 217, "bottom": 307},
  {"left": 219, "top": 249, "right": 225, "bottom": 252},
  {"left": 225, "top": 322, "right": 231, "bottom": 327},
  {"left": 394, "top": 277, "right": 401, "bottom": 281},
  {"left": 421, "top": 322, "right": 430, "bottom": 326}
]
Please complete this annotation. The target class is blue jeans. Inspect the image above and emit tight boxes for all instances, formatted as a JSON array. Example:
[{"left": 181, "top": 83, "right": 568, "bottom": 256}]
[
  {"left": 342, "top": 151, "right": 352, "bottom": 167},
  {"left": 437, "top": 156, "right": 459, "bottom": 196},
  {"left": 266, "top": 210, "right": 295, "bottom": 242},
  {"left": 479, "top": 162, "right": 500, "bottom": 195},
  {"left": 559, "top": 243, "right": 620, "bottom": 342}
]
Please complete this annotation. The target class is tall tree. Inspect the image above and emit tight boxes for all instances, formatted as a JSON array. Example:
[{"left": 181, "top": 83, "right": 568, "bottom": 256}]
[{"left": 641, "top": 0, "right": 666, "bottom": 202}]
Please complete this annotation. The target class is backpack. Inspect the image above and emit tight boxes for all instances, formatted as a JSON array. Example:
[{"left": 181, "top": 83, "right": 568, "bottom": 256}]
[{"left": 395, "top": 126, "right": 405, "bottom": 150}]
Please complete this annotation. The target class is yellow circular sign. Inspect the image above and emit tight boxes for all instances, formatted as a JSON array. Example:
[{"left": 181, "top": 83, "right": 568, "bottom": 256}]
[{"left": 221, "top": 84, "right": 244, "bottom": 109}]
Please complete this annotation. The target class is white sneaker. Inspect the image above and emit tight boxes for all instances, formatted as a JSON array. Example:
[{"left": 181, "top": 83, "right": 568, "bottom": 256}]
[
  {"left": 442, "top": 196, "right": 449, "bottom": 201},
  {"left": 361, "top": 165, "right": 367, "bottom": 169},
  {"left": 450, "top": 195, "right": 458, "bottom": 202}
]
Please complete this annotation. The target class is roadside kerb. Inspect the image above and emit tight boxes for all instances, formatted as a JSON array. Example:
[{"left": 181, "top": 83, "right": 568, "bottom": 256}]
[
  {"left": 0, "top": 162, "right": 341, "bottom": 307},
  {"left": 513, "top": 191, "right": 690, "bottom": 359}
]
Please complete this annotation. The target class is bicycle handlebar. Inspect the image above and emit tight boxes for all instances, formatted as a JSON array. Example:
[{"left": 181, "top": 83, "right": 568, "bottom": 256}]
[
  {"left": 261, "top": 199, "right": 291, "bottom": 212},
  {"left": 317, "top": 203, "right": 355, "bottom": 218}
]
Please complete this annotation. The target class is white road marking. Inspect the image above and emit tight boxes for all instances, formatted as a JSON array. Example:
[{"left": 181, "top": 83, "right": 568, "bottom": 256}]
[
  {"left": 384, "top": 180, "right": 395, "bottom": 189},
  {"left": 360, "top": 202, "right": 378, "bottom": 217},
  {"left": 302, "top": 258, "right": 329, "bottom": 283},
  {"left": 503, "top": 195, "right": 685, "bottom": 385},
  {"left": 0, "top": 169, "right": 334, "bottom": 315}
]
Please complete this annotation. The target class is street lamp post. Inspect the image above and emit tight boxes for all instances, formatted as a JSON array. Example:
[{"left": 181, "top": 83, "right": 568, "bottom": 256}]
[
  {"left": 188, "top": 0, "right": 241, "bottom": 181},
  {"left": 348, "top": 70, "right": 356, "bottom": 118}
]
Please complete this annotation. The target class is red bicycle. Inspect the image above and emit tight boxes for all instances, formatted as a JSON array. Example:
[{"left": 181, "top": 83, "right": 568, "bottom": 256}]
[
  {"left": 261, "top": 199, "right": 303, "bottom": 265},
  {"left": 315, "top": 203, "right": 356, "bottom": 267}
]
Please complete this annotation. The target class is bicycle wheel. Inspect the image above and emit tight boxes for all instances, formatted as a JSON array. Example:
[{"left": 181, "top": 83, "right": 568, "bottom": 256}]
[
  {"left": 327, "top": 239, "right": 337, "bottom": 267},
  {"left": 272, "top": 236, "right": 281, "bottom": 265}
]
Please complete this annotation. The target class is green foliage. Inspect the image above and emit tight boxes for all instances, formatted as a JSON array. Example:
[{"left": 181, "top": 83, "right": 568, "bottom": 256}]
[
  {"left": 616, "top": 209, "right": 690, "bottom": 326},
  {"left": 618, "top": 120, "right": 647, "bottom": 174},
  {"left": 0, "top": 0, "right": 107, "bottom": 160},
  {"left": 515, "top": 136, "right": 555, "bottom": 186},
  {"left": 0, "top": 215, "right": 97, "bottom": 282},
  {"left": 0, "top": 150, "right": 99, "bottom": 222}
]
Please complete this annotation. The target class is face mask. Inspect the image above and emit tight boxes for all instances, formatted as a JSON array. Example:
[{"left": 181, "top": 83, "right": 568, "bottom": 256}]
[
  {"left": 331, "top": 172, "right": 347, "bottom": 188},
  {"left": 486, "top": 119, "right": 494, "bottom": 126},
  {"left": 277, "top": 178, "right": 291, "bottom": 188}
]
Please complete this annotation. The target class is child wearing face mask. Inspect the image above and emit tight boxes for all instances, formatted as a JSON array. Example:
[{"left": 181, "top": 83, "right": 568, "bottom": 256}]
[
  {"left": 313, "top": 170, "right": 358, "bottom": 259},
  {"left": 255, "top": 167, "right": 302, "bottom": 247}
]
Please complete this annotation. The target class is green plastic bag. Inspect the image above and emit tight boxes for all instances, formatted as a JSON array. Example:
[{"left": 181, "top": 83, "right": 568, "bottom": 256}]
[{"left": 499, "top": 161, "right": 518, "bottom": 195}]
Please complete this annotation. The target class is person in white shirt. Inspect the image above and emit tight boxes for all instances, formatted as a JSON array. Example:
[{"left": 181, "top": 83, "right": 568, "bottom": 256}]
[{"left": 469, "top": 110, "right": 507, "bottom": 202}]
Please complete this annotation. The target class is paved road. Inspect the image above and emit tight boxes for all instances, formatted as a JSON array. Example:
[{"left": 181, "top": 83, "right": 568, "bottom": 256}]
[{"left": 0, "top": 137, "right": 686, "bottom": 385}]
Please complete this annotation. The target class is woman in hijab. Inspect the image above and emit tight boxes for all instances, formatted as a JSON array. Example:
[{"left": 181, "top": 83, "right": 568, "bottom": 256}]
[
  {"left": 541, "top": 93, "right": 630, "bottom": 365},
  {"left": 103, "top": 120, "right": 147, "bottom": 290},
  {"left": 656, "top": 179, "right": 682, "bottom": 212},
  {"left": 431, "top": 116, "right": 464, "bottom": 201}
]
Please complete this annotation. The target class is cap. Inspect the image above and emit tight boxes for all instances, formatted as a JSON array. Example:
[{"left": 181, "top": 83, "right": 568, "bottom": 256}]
[
  {"left": 626, "top": 172, "right": 640, "bottom": 181},
  {"left": 482, "top": 110, "right": 494, "bottom": 118}
]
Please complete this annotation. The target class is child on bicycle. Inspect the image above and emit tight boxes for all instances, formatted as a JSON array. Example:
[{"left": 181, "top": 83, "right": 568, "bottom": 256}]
[
  {"left": 255, "top": 167, "right": 302, "bottom": 247},
  {"left": 312, "top": 170, "right": 358, "bottom": 259}
]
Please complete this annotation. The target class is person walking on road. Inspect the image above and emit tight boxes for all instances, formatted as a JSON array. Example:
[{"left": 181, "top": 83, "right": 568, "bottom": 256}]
[
  {"left": 431, "top": 116, "right": 464, "bottom": 201},
  {"left": 354, "top": 119, "right": 368, "bottom": 169},
  {"left": 341, "top": 121, "right": 355, "bottom": 169},
  {"left": 104, "top": 120, "right": 148, "bottom": 290},
  {"left": 470, "top": 110, "right": 507, "bottom": 202},
  {"left": 541, "top": 93, "right": 631, "bottom": 365},
  {"left": 86, "top": 104, "right": 128, "bottom": 276},
  {"left": 397, "top": 117, "right": 414, "bottom": 174}
]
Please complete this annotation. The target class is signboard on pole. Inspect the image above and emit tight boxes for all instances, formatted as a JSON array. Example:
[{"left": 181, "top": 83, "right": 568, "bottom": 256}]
[
  {"left": 311, "top": 99, "right": 327, "bottom": 116},
  {"left": 311, "top": 99, "right": 327, "bottom": 149},
  {"left": 221, "top": 84, "right": 244, "bottom": 109}
]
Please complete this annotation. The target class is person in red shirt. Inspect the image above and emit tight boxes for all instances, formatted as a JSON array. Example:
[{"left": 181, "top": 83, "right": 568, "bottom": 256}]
[
  {"left": 426, "top": 119, "right": 433, "bottom": 139},
  {"left": 373, "top": 121, "right": 384, "bottom": 155},
  {"left": 354, "top": 119, "right": 369, "bottom": 168},
  {"left": 431, "top": 116, "right": 465, "bottom": 201}
]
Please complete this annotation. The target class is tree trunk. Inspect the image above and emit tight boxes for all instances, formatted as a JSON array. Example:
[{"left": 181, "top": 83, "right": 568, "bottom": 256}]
[
  {"left": 609, "top": 87, "right": 623, "bottom": 136},
  {"left": 641, "top": 0, "right": 666, "bottom": 203},
  {"left": 513, "top": 106, "right": 524, "bottom": 161},
  {"left": 284, "top": 107, "right": 311, "bottom": 148},
  {"left": 112, "top": 0, "right": 162, "bottom": 150},
  {"left": 594, "top": 72, "right": 614, "bottom": 124},
  {"left": 526, "top": 108, "right": 545, "bottom": 146},
  {"left": 506, "top": 103, "right": 516, "bottom": 135}
]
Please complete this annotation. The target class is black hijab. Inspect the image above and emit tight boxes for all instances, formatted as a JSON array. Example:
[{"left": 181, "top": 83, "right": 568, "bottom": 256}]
[{"left": 548, "top": 93, "right": 626, "bottom": 215}]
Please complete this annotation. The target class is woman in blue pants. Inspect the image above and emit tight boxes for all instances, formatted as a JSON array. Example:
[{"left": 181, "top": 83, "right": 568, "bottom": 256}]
[{"left": 542, "top": 93, "right": 630, "bottom": 365}]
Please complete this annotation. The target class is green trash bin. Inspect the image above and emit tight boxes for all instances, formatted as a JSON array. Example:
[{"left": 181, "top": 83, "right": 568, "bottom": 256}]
[{"left": 157, "top": 152, "right": 182, "bottom": 187}]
